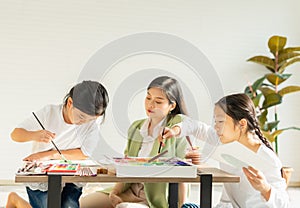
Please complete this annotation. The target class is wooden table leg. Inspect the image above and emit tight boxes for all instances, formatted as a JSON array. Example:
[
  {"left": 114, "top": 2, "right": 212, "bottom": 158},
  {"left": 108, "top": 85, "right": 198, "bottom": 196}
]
[
  {"left": 169, "top": 183, "right": 178, "bottom": 208},
  {"left": 47, "top": 175, "right": 61, "bottom": 208},
  {"left": 200, "top": 174, "right": 212, "bottom": 208}
]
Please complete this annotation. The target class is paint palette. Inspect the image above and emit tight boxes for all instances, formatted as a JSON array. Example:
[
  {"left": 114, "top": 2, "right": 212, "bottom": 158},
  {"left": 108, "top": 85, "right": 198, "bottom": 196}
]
[
  {"left": 113, "top": 157, "right": 197, "bottom": 178},
  {"left": 47, "top": 163, "right": 80, "bottom": 175},
  {"left": 16, "top": 161, "right": 49, "bottom": 175}
]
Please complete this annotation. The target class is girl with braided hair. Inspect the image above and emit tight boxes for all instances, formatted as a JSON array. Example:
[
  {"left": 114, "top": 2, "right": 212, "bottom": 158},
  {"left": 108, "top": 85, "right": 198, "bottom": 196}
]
[{"left": 162, "top": 93, "right": 290, "bottom": 208}]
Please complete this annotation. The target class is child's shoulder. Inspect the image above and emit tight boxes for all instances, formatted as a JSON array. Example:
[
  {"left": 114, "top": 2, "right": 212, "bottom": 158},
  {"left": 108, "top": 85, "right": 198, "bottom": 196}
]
[
  {"left": 39, "top": 104, "right": 61, "bottom": 111},
  {"left": 41, "top": 104, "right": 62, "bottom": 115},
  {"left": 259, "top": 145, "right": 283, "bottom": 168}
]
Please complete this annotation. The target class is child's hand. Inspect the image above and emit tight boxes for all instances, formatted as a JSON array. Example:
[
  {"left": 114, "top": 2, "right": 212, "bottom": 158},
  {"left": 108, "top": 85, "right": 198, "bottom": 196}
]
[
  {"left": 32, "top": 130, "right": 55, "bottom": 143},
  {"left": 158, "top": 126, "right": 181, "bottom": 146},
  {"left": 23, "top": 151, "right": 54, "bottom": 161},
  {"left": 242, "top": 166, "right": 271, "bottom": 200},
  {"left": 160, "top": 126, "right": 181, "bottom": 141},
  {"left": 185, "top": 147, "right": 201, "bottom": 165},
  {"left": 109, "top": 190, "right": 123, "bottom": 207}
]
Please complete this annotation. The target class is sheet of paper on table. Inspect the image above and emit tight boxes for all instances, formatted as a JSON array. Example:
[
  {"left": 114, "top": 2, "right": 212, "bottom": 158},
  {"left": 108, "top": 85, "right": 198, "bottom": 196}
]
[{"left": 41, "top": 159, "right": 99, "bottom": 166}]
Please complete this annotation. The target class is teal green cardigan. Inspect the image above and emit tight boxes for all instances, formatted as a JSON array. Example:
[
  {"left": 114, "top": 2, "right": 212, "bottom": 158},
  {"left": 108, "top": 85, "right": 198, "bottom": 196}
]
[{"left": 104, "top": 115, "right": 188, "bottom": 208}]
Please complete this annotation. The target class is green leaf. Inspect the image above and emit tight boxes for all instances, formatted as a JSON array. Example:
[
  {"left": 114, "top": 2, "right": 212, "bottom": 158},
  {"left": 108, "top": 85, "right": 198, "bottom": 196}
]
[
  {"left": 262, "top": 131, "right": 275, "bottom": 143},
  {"left": 268, "top": 35, "right": 287, "bottom": 55},
  {"left": 259, "top": 86, "right": 275, "bottom": 96},
  {"left": 266, "top": 121, "right": 280, "bottom": 132},
  {"left": 265, "top": 73, "right": 291, "bottom": 85},
  {"left": 244, "top": 86, "right": 251, "bottom": 95},
  {"left": 258, "top": 109, "right": 268, "bottom": 127},
  {"left": 252, "top": 93, "right": 262, "bottom": 107},
  {"left": 247, "top": 56, "right": 275, "bottom": 71},
  {"left": 267, "top": 127, "right": 300, "bottom": 142},
  {"left": 279, "top": 57, "right": 300, "bottom": 73},
  {"left": 278, "top": 86, "right": 300, "bottom": 96},
  {"left": 251, "top": 76, "right": 266, "bottom": 91},
  {"left": 280, "top": 127, "right": 300, "bottom": 131},
  {"left": 262, "top": 93, "right": 282, "bottom": 109},
  {"left": 245, "top": 77, "right": 266, "bottom": 99},
  {"left": 278, "top": 52, "right": 300, "bottom": 66},
  {"left": 269, "top": 130, "right": 284, "bottom": 142},
  {"left": 281, "top": 47, "right": 300, "bottom": 53}
]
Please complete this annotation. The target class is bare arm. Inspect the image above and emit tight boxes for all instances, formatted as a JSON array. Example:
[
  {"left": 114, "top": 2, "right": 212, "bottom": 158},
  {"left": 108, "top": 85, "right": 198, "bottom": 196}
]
[
  {"left": 11, "top": 128, "right": 55, "bottom": 143},
  {"left": 23, "top": 148, "right": 87, "bottom": 161}
]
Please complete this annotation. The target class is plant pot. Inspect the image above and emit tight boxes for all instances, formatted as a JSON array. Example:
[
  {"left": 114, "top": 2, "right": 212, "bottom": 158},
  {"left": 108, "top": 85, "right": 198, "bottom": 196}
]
[{"left": 282, "top": 167, "right": 294, "bottom": 188}]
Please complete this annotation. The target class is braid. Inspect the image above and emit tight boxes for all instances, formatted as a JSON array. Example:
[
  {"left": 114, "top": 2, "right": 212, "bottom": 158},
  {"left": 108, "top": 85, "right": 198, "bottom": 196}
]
[
  {"left": 216, "top": 93, "right": 275, "bottom": 153},
  {"left": 253, "top": 119, "right": 274, "bottom": 151}
]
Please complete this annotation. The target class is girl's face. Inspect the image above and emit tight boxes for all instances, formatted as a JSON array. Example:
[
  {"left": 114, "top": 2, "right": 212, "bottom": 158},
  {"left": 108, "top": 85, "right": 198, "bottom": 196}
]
[
  {"left": 145, "top": 87, "right": 176, "bottom": 121},
  {"left": 213, "top": 105, "right": 241, "bottom": 144},
  {"left": 70, "top": 107, "right": 98, "bottom": 125},
  {"left": 65, "top": 97, "right": 98, "bottom": 125}
]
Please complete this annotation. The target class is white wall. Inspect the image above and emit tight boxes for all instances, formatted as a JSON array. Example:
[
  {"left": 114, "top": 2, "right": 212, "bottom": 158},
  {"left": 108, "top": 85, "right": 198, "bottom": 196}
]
[{"left": 1, "top": 0, "right": 299, "bottom": 183}]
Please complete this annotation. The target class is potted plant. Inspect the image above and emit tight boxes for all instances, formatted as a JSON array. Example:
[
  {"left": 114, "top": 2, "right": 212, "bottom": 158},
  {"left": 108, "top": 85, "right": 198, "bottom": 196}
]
[{"left": 244, "top": 35, "right": 300, "bottom": 185}]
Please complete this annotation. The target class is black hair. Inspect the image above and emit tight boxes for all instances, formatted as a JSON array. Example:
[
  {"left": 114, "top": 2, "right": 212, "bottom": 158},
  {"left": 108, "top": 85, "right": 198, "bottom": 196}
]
[
  {"left": 63, "top": 80, "right": 109, "bottom": 119},
  {"left": 215, "top": 93, "right": 274, "bottom": 151},
  {"left": 147, "top": 76, "right": 188, "bottom": 118}
]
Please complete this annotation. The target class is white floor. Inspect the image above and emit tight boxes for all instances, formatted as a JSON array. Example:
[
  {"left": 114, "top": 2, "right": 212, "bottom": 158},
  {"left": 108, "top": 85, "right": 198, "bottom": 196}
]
[{"left": 1, "top": 183, "right": 299, "bottom": 207}]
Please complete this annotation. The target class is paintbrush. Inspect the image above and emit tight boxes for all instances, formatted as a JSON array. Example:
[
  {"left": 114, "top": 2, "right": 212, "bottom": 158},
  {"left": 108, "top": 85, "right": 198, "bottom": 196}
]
[
  {"left": 158, "top": 116, "right": 168, "bottom": 153},
  {"left": 32, "top": 112, "right": 68, "bottom": 163},
  {"left": 148, "top": 150, "right": 168, "bottom": 163},
  {"left": 158, "top": 127, "right": 165, "bottom": 154},
  {"left": 186, "top": 136, "right": 194, "bottom": 150}
]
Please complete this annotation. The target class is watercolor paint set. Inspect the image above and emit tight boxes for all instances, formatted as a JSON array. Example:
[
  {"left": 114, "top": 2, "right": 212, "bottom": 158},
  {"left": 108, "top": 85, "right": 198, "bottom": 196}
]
[
  {"left": 16, "top": 160, "right": 103, "bottom": 176},
  {"left": 47, "top": 163, "right": 80, "bottom": 175},
  {"left": 113, "top": 157, "right": 197, "bottom": 178}
]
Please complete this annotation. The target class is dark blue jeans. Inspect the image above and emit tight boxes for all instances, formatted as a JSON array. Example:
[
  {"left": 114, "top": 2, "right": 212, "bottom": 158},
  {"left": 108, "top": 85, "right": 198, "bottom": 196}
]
[{"left": 26, "top": 183, "right": 82, "bottom": 208}]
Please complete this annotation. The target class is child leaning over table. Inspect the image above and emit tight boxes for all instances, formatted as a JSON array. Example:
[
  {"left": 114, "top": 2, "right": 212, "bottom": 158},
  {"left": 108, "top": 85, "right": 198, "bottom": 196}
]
[
  {"left": 80, "top": 76, "right": 191, "bottom": 208},
  {"left": 10, "top": 80, "right": 109, "bottom": 208},
  {"left": 162, "top": 93, "right": 290, "bottom": 208}
]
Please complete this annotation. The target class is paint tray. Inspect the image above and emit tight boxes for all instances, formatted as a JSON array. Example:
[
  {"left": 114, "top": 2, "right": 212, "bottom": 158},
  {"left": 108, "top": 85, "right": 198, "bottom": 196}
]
[{"left": 113, "top": 157, "right": 197, "bottom": 178}]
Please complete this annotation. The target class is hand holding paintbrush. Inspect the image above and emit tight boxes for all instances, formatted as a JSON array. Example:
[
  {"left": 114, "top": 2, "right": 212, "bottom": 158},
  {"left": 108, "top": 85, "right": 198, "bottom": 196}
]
[
  {"left": 156, "top": 109, "right": 168, "bottom": 154},
  {"left": 32, "top": 112, "right": 68, "bottom": 162},
  {"left": 160, "top": 126, "right": 200, "bottom": 164},
  {"left": 158, "top": 127, "right": 166, "bottom": 153}
]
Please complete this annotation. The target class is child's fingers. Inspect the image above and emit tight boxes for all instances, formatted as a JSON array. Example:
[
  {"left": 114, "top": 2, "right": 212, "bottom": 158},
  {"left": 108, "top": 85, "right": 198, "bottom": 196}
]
[
  {"left": 242, "top": 167, "right": 254, "bottom": 179},
  {"left": 35, "top": 130, "right": 55, "bottom": 143},
  {"left": 246, "top": 166, "right": 265, "bottom": 180},
  {"left": 162, "top": 127, "right": 173, "bottom": 139},
  {"left": 247, "top": 166, "right": 259, "bottom": 175},
  {"left": 158, "top": 135, "right": 166, "bottom": 147}
]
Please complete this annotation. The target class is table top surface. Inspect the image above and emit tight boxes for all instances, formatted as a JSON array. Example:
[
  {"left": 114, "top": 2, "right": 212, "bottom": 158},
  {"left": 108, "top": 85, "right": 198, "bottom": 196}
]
[{"left": 15, "top": 166, "right": 240, "bottom": 183}]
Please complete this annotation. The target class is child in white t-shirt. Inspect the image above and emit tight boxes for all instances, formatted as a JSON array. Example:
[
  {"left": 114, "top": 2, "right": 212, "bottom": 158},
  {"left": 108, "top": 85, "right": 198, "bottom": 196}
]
[
  {"left": 163, "top": 93, "right": 290, "bottom": 208},
  {"left": 10, "top": 80, "right": 109, "bottom": 208}
]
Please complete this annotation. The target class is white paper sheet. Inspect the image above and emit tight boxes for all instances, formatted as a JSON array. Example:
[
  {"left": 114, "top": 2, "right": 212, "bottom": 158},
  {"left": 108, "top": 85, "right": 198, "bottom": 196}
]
[{"left": 211, "top": 141, "right": 275, "bottom": 170}]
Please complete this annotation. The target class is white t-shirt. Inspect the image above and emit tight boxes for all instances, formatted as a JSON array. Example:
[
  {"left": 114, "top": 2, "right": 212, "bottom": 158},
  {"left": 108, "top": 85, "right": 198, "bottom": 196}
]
[
  {"left": 18, "top": 104, "right": 102, "bottom": 190},
  {"left": 179, "top": 116, "right": 290, "bottom": 208},
  {"left": 18, "top": 104, "right": 101, "bottom": 156}
]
